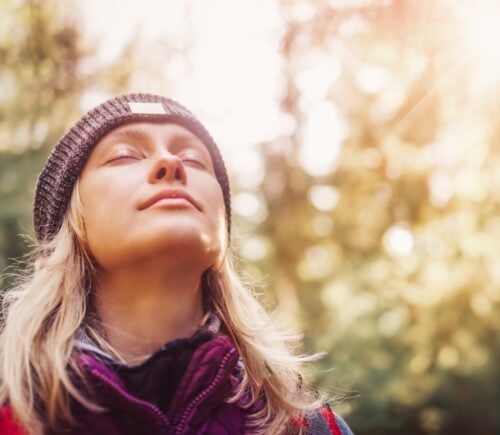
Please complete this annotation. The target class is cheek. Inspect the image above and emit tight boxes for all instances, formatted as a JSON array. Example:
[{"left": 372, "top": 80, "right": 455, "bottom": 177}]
[
  {"left": 79, "top": 174, "right": 136, "bottom": 241},
  {"left": 209, "top": 188, "right": 229, "bottom": 266},
  {"left": 207, "top": 185, "right": 228, "bottom": 241},
  {"left": 205, "top": 183, "right": 226, "bottom": 222}
]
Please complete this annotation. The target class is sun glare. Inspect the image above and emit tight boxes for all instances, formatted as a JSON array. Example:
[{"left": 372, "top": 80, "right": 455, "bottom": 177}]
[
  {"left": 466, "top": 10, "right": 500, "bottom": 60},
  {"left": 457, "top": 2, "right": 500, "bottom": 90}
]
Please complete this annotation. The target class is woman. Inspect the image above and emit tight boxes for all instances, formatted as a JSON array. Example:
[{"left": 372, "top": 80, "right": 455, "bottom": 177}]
[{"left": 0, "top": 94, "right": 353, "bottom": 434}]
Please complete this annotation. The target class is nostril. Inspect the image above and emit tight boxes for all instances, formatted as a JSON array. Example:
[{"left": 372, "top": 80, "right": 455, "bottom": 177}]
[{"left": 156, "top": 167, "right": 166, "bottom": 179}]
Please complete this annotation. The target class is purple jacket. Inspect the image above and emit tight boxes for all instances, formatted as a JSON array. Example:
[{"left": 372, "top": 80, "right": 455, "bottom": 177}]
[
  {"left": 52, "top": 324, "right": 244, "bottom": 435},
  {"left": 42, "top": 314, "right": 353, "bottom": 434}
]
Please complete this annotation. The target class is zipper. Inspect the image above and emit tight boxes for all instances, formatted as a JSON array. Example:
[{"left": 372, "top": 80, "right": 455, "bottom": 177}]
[
  {"left": 89, "top": 367, "right": 172, "bottom": 429},
  {"left": 175, "top": 348, "right": 236, "bottom": 434}
]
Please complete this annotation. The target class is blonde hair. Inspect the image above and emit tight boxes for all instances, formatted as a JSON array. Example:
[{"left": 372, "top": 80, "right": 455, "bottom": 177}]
[{"left": 0, "top": 181, "right": 328, "bottom": 434}]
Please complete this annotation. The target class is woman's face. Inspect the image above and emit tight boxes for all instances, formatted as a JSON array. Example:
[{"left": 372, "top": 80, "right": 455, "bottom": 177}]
[{"left": 79, "top": 121, "right": 227, "bottom": 269}]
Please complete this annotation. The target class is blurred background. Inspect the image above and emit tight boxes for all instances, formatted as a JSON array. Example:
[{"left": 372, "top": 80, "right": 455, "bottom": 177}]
[{"left": 1, "top": 0, "right": 499, "bottom": 433}]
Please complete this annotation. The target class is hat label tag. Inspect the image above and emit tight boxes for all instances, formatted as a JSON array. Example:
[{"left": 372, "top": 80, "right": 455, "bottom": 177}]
[{"left": 128, "top": 102, "right": 166, "bottom": 114}]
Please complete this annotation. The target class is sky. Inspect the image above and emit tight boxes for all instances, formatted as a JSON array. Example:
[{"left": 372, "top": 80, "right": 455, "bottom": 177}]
[
  {"left": 78, "top": 1, "right": 285, "bottom": 155},
  {"left": 76, "top": 0, "right": 351, "bottom": 184}
]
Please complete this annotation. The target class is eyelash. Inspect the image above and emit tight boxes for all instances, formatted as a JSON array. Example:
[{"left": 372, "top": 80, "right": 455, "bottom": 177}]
[
  {"left": 108, "top": 154, "right": 204, "bottom": 167},
  {"left": 108, "top": 153, "right": 139, "bottom": 163},
  {"left": 182, "top": 158, "right": 205, "bottom": 167}
]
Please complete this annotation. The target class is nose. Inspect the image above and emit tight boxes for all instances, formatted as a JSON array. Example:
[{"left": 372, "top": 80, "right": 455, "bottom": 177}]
[{"left": 148, "top": 152, "right": 187, "bottom": 185}]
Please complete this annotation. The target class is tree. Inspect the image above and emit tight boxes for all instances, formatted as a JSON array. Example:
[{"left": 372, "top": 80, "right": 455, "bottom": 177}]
[
  {"left": 235, "top": 0, "right": 500, "bottom": 433},
  {"left": 0, "top": 0, "right": 136, "bottom": 287}
]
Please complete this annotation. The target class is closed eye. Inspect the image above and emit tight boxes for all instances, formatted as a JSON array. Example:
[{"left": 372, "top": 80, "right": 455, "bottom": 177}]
[
  {"left": 106, "top": 150, "right": 141, "bottom": 163},
  {"left": 182, "top": 158, "right": 206, "bottom": 168},
  {"left": 107, "top": 156, "right": 140, "bottom": 164},
  {"left": 105, "top": 153, "right": 206, "bottom": 168}
]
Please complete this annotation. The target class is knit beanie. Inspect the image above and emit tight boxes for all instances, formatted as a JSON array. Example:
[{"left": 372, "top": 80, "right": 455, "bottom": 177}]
[{"left": 33, "top": 93, "right": 231, "bottom": 244}]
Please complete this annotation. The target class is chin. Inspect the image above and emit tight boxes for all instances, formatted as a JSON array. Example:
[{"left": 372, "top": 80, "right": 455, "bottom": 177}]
[
  {"left": 137, "top": 230, "right": 220, "bottom": 258},
  {"left": 89, "top": 223, "right": 222, "bottom": 267}
]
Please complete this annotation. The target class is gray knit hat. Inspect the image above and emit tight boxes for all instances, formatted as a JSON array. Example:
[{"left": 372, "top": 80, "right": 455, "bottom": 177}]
[{"left": 34, "top": 93, "right": 231, "bottom": 244}]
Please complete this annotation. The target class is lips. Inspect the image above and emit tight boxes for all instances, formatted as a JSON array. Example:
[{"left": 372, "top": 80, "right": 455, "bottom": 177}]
[{"left": 139, "top": 189, "right": 201, "bottom": 211}]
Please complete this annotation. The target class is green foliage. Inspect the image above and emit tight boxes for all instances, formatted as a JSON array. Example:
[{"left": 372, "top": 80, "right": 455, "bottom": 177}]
[
  {"left": 1, "top": 0, "right": 499, "bottom": 433},
  {"left": 234, "top": 1, "right": 500, "bottom": 433},
  {"left": 0, "top": 0, "right": 135, "bottom": 284}
]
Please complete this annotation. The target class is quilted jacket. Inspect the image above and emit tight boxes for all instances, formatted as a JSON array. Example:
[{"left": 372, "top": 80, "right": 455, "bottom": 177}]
[{"left": 0, "top": 314, "right": 353, "bottom": 434}]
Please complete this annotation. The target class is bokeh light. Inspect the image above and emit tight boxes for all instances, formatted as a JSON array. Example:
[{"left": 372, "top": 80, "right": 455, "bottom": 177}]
[{"left": 2, "top": 0, "right": 500, "bottom": 433}]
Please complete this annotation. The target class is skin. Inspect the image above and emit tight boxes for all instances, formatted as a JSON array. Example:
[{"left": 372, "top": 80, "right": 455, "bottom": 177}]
[{"left": 79, "top": 121, "right": 227, "bottom": 365}]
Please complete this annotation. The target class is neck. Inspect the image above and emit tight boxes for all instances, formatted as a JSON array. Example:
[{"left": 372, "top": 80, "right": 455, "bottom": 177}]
[{"left": 94, "top": 258, "right": 207, "bottom": 365}]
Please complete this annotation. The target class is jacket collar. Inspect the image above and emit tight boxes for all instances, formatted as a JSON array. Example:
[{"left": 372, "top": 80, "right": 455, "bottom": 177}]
[
  {"left": 74, "top": 311, "right": 222, "bottom": 366},
  {"left": 73, "top": 313, "right": 243, "bottom": 432}
]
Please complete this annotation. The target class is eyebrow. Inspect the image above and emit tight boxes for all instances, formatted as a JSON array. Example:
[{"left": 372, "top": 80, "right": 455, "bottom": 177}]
[{"left": 111, "top": 126, "right": 201, "bottom": 146}]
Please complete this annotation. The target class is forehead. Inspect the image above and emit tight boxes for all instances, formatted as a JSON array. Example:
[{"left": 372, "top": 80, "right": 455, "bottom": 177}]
[{"left": 101, "top": 121, "right": 203, "bottom": 144}]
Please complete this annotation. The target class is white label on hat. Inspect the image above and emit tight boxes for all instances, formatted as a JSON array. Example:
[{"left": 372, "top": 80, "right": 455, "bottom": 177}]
[{"left": 128, "top": 102, "right": 166, "bottom": 114}]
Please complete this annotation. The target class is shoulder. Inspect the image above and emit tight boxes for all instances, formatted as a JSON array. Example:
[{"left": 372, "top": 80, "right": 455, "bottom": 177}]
[
  {"left": 0, "top": 405, "right": 26, "bottom": 435},
  {"left": 292, "top": 403, "right": 354, "bottom": 435}
]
